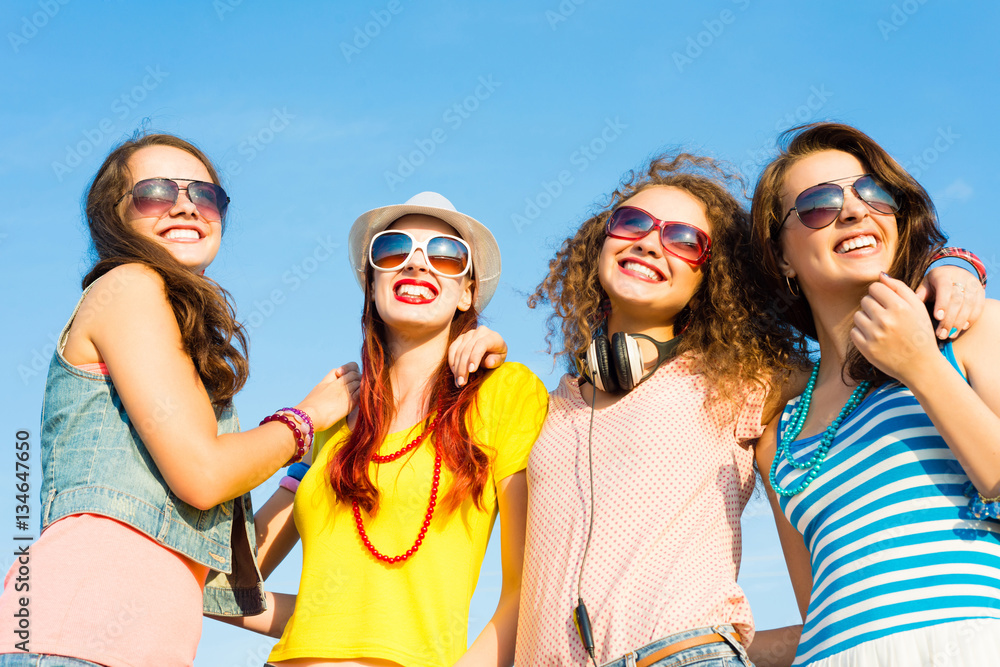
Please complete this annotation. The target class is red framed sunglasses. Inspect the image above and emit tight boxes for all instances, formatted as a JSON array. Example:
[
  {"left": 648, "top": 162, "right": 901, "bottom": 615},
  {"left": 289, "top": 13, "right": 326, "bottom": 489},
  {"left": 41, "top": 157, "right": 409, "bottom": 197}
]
[{"left": 606, "top": 206, "right": 712, "bottom": 266}]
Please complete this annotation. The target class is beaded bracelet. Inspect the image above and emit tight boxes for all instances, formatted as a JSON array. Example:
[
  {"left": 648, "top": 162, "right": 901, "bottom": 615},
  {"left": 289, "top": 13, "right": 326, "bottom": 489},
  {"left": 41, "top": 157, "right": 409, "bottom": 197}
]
[
  {"left": 260, "top": 412, "right": 309, "bottom": 465},
  {"left": 279, "top": 407, "right": 315, "bottom": 444},
  {"left": 278, "top": 476, "right": 301, "bottom": 493},
  {"left": 930, "top": 247, "right": 988, "bottom": 287},
  {"left": 964, "top": 482, "right": 1000, "bottom": 520}
]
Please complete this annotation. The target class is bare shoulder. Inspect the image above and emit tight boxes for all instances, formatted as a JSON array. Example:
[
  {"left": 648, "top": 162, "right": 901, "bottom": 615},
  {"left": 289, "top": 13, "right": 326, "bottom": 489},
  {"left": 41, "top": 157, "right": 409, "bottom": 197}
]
[
  {"left": 754, "top": 417, "right": 780, "bottom": 469},
  {"left": 75, "top": 264, "right": 173, "bottom": 339},
  {"left": 80, "top": 263, "right": 166, "bottom": 312},
  {"left": 953, "top": 299, "right": 1000, "bottom": 357},
  {"left": 761, "top": 366, "right": 810, "bottom": 425}
]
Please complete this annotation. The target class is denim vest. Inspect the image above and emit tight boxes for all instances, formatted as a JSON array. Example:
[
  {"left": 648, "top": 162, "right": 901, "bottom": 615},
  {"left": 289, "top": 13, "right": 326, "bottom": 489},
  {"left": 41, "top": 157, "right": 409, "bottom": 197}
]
[{"left": 39, "top": 284, "right": 266, "bottom": 616}]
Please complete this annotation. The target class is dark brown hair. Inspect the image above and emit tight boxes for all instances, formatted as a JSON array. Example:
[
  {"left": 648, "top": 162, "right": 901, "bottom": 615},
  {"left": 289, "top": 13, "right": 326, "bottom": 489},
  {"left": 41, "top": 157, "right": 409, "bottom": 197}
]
[
  {"left": 531, "top": 152, "right": 807, "bottom": 405},
  {"left": 327, "top": 257, "right": 494, "bottom": 516},
  {"left": 750, "top": 122, "right": 947, "bottom": 384},
  {"left": 83, "top": 132, "right": 248, "bottom": 406}
]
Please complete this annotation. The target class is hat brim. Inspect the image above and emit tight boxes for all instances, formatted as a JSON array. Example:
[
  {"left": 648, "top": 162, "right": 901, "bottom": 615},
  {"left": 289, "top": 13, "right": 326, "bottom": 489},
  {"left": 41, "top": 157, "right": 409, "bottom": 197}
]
[{"left": 348, "top": 203, "right": 501, "bottom": 311}]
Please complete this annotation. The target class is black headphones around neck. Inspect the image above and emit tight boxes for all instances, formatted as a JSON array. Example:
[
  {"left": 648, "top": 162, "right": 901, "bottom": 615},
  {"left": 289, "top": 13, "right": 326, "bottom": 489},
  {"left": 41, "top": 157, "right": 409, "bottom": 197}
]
[{"left": 577, "top": 330, "right": 682, "bottom": 394}]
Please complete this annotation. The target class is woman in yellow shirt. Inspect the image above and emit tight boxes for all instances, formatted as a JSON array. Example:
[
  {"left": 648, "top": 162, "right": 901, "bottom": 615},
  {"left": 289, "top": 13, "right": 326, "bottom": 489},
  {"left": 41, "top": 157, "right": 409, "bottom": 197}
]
[{"left": 236, "top": 192, "right": 548, "bottom": 667}]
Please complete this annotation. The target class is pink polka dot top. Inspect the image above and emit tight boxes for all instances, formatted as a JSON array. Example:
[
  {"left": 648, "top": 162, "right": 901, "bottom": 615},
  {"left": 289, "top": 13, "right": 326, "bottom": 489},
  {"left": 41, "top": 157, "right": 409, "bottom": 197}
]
[{"left": 515, "top": 355, "right": 765, "bottom": 665}]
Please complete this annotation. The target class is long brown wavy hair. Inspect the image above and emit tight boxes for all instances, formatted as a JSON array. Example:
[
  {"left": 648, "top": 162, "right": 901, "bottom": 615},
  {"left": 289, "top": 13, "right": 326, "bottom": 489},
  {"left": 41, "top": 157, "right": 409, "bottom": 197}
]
[
  {"left": 327, "top": 256, "right": 494, "bottom": 516},
  {"left": 750, "top": 122, "right": 946, "bottom": 385},
  {"left": 531, "top": 152, "right": 807, "bottom": 405},
  {"left": 83, "top": 132, "right": 249, "bottom": 406}
]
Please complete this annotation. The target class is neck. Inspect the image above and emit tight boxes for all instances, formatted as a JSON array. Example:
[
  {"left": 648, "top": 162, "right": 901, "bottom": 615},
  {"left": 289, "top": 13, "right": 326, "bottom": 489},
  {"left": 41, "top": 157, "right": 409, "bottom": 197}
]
[
  {"left": 386, "top": 326, "right": 452, "bottom": 415},
  {"left": 606, "top": 311, "right": 676, "bottom": 343},
  {"left": 804, "top": 282, "right": 870, "bottom": 387}
]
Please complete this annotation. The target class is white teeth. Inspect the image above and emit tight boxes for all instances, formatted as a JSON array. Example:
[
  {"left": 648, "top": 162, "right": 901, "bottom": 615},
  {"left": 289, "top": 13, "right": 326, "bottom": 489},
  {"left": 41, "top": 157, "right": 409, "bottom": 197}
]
[
  {"left": 836, "top": 234, "right": 877, "bottom": 254},
  {"left": 396, "top": 284, "right": 435, "bottom": 299},
  {"left": 163, "top": 228, "right": 200, "bottom": 240},
  {"left": 622, "top": 261, "right": 661, "bottom": 280}
]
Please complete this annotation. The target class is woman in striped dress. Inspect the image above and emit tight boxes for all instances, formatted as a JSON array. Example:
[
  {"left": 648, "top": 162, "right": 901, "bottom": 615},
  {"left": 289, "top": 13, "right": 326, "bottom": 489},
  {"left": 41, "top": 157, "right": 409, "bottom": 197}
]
[{"left": 750, "top": 122, "right": 1000, "bottom": 666}]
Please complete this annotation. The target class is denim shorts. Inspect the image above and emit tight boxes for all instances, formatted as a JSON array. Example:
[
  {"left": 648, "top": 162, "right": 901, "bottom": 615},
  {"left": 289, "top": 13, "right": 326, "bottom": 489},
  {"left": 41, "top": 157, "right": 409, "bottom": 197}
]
[
  {"left": 599, "top": 625, "right": 754, "bottom": 667},
  {"left": 0, "top": 655, "right": 104, "bottom": 667}
]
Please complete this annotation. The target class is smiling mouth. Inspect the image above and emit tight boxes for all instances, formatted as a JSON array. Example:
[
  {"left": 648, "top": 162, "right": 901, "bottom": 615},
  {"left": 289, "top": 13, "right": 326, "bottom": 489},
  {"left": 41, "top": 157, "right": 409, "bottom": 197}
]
[
  {"left": 835, "top": 234, "right": 877, "bottom": 254},
  {"left": 394, "top": 283, "right": 438, "bottom": 303},
  {"left": 162, "top": 228, "right": 203, "bottom": 241},
  {"left": 619, "top": 260, "right": 665, "bottom": 281}
]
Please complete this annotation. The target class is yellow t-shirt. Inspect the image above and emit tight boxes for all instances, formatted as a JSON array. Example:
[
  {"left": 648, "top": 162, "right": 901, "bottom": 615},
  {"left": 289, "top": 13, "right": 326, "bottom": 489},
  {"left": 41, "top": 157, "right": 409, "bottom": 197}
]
[{"left": 268, "top": 362, "right": 548, "bottom": 666}]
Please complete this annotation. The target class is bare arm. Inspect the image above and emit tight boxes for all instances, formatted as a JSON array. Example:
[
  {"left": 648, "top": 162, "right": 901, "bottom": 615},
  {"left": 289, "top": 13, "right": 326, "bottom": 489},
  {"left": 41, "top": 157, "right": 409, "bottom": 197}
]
[
  {"left": 746, "top": 420, "right": 813, "bottom": 667},
  {"left": 207, "top": 474, "right": 302, "bottom": 634},
  {"left": 908, "top": 300, "right": 1000, "bottom": 496},
  {"left": 76, "top": 264, "right": 359, "bottom": 510},
  {"left": 255, "top": 487, "right": 300, "bottom": 580},
  {"left": 755, "top": 419, "right": 814, "bottom": 619},
  {"left": 207, "top": 590, "right": 296, "bottom": 637},
  {"left": 454, "top": 471, "right": 527, "bottom": 667},
  {"left": 853, "top": 277, "right": 1000, "bottom": 496},
  {"left": 747, "top": 627, "right": 803, "bottom": 667}
]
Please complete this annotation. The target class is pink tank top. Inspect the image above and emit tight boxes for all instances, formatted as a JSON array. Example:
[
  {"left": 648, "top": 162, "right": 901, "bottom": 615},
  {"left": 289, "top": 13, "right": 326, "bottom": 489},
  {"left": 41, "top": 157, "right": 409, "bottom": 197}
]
[{"left": 0, "top": 361, "right": 210, "bottom": 667}]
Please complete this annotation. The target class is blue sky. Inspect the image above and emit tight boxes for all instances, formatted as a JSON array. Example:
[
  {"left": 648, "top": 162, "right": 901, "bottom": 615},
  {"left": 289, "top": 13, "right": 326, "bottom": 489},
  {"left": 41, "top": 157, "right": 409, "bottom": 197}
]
[{"left": 2, "top": 1, "right": 999, "bottom": 664}]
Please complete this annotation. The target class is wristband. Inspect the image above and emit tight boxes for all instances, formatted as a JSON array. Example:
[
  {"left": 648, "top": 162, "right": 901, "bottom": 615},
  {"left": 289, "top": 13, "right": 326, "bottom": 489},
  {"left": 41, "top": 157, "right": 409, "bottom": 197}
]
[
  {"left": 287, "top": 461, "right": 311, "bottom": 482},
  {"left": 930, "top": 247, "right": 987, "bottom": 287},
  {"left": 278, "top": 476, "right": 300, "bottom": 494}
]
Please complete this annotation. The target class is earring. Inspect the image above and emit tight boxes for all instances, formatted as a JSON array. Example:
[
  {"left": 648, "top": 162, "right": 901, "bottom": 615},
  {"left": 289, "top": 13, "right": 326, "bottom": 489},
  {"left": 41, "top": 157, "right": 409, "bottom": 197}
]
[
  {"left": 599, "top": 297, "right": 612, "bottom": 320},
  {"left": 785, "top": 275, "right": 800, "bottom": 297}
]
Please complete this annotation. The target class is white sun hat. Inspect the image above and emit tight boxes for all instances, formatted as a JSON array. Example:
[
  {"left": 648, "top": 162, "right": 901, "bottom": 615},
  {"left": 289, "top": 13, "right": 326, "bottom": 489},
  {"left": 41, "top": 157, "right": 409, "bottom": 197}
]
[{"left": 347, "top": 191, "right": 502, "bottom": 311}]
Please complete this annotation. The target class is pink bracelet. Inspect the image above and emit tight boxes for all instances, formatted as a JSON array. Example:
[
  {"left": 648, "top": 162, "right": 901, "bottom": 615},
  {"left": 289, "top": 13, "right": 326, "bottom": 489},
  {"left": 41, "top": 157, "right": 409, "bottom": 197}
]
[
  {"left": 278, "top": 407, "right": 315, "bottom": 444},
  {"left": 278, "top": 476, "right": 300, "bottom": 493}
]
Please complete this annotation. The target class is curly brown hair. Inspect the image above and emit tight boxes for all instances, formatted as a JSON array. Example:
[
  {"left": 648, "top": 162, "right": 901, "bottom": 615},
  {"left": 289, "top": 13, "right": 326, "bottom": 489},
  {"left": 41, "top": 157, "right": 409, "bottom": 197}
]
[
  {"left": 750, "top": 123, "right": 947, "bottom": 385},
  {"left": 530, "top": 152, "right": 807, "bottom": 405},
  {"left": 83, "top": 132, "right": 249, "bottom": 406}
]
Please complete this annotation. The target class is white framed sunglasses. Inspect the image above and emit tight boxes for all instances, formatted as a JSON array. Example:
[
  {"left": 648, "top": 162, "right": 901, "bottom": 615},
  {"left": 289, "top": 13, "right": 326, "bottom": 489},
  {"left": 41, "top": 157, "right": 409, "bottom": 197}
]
[{"left": 368, "top": 230, "right": 473, "bottom": 278}]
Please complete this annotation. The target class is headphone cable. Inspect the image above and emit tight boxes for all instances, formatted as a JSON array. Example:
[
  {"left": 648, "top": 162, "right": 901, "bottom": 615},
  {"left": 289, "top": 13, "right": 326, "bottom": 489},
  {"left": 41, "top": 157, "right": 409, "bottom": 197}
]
[{"left": 574, "top": 378, "right": 599, "bottom": 666}]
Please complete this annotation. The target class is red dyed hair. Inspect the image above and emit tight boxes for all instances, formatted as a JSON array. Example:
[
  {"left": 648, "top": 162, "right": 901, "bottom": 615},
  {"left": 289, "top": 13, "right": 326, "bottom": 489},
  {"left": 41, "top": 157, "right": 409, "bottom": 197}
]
[{"left": 326, "top": 265, "right": 493, "bottom": 515}]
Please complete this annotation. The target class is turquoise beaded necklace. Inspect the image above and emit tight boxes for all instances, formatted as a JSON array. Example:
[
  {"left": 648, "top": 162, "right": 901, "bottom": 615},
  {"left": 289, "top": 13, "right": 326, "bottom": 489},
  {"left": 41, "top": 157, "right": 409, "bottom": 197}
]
[{"left": 769, "top": 363, "right": 873, "bottom": 497}]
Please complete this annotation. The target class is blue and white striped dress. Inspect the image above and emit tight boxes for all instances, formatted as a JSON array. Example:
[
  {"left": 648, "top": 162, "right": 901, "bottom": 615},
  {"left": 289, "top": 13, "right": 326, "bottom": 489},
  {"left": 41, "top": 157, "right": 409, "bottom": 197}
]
[{"left": 774, "top": 346, "right": 1000, "bottom": 665}]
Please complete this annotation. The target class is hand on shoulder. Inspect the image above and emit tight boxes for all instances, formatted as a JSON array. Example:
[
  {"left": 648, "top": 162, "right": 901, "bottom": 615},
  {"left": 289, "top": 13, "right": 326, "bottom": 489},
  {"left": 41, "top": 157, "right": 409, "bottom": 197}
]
[
  {"left": 448, "top": 325, "right": 508, "bottom": 387},
  {"left": 952, "top": 298, "right": 1000, "bottom": 368}
]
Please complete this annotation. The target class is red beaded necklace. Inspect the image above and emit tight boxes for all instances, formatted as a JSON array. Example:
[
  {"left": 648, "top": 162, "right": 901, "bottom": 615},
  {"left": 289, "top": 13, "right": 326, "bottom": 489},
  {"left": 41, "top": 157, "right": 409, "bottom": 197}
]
[{"left": 353, "top": 416, "right": 441, "bottom": 564}]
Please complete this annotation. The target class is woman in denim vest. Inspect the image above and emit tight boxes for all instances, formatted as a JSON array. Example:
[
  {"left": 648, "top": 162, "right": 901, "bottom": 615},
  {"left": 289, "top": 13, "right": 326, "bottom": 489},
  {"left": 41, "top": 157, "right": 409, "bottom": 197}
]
[{"left": 0, "top": 133, "right": 359, "bottom": 667}]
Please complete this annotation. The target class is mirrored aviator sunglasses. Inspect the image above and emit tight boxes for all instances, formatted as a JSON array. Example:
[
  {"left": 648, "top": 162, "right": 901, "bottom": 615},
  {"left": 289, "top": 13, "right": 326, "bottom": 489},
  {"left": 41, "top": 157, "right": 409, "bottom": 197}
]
[
  {"left": 606, "top": 206, "right": 712, "bottom": 265},
  {"left": 784, "top": 174, "right": 898, "bottom": 230},
  {"left": 368, "top": 230, "right": 472, "bottom": 277},
  {"left": 120, "top": 178, "right": 230, "bottom": 222}
]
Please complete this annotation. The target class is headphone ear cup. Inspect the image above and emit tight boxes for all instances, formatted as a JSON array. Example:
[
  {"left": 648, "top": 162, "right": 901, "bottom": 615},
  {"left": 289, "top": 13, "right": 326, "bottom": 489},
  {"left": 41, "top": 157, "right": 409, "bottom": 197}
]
[
  {"left": 588, "top": 335, "right": 617, "bottom": 394},
  {"left": 611, "top": 332, "right": 644, "bottom": 393}
]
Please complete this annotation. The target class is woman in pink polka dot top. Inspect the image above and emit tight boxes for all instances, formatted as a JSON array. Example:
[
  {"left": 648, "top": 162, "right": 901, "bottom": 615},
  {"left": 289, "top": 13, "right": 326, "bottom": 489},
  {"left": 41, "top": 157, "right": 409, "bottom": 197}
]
[{"left": 512, "top": 153, "right": 808, "bottom": 667}]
